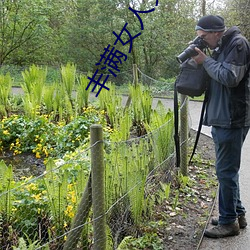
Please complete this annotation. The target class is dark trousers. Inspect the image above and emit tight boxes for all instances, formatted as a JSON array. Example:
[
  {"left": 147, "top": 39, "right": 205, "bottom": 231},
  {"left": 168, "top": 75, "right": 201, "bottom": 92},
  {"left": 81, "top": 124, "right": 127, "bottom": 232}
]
[{"left": 211, "top": 126, "right": 249, "bottom": 225}]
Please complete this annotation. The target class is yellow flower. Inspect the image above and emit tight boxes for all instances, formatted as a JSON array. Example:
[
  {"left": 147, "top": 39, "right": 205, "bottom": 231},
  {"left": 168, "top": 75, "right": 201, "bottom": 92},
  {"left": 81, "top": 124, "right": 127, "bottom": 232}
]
[
  {"left": 26, "top": 183, "right": 37, "bottom": 191},
  {"left": 71, "top": 195, "right": 76, "bottom": 204},
  {"left": 3, "top": 130, "right": 9, "bottom": 135},
  {"left": 65, "top": 205, "right": 74, "bottom": 218},
  {"left": 32, "top": 193, "right": 42, "bottom": 201},
  {"left": 14, "top": 149, "right": 22, "bottom": 155},
  {"left": 12, "top": 207, "right": 17, "bottom": 212},
  {"left": 36, "top": 152, "right": 41, "bottom": 159},
  {"left": 100, "top": 110, "right": 106, "bottom": 115},
  {"left": 43, "top": 147, "right": 49, "bottom": 157},
  {"left": 67, "top": 189, "right": 77, "bottom": 204},
  {"left": 21, "top": 176, "right": 32, "bottom": 181}
]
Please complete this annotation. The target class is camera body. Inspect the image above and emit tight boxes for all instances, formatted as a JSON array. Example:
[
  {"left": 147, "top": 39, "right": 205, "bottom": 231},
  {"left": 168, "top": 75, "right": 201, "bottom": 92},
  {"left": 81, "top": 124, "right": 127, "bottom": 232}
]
[{"left": 176, "top": 36, "right": 208, "bottom": 63}]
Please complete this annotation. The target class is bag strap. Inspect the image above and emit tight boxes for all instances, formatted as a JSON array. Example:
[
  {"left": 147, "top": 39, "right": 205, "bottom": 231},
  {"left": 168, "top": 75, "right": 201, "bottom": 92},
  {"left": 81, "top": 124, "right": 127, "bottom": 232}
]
[{"left": 188, "top": 91, "right": 208, "bottom": 164}]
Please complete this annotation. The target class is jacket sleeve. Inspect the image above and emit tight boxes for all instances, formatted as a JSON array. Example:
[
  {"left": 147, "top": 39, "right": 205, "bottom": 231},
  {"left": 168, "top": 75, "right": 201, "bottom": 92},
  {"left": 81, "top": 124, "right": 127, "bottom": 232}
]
[{"left": 203, "top": 38, "right": 250, "bottom": 87}]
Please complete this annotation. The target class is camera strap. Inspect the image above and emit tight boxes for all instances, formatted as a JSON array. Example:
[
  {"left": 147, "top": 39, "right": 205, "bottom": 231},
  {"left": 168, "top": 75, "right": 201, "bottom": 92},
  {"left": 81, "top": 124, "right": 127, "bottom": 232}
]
[{"left": 174, "top": 82, "right": 181, "bottom": 168}]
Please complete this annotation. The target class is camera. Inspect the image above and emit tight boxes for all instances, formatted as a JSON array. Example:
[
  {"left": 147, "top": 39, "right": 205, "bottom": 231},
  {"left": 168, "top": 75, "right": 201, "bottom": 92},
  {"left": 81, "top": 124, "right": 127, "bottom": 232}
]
[{"left": 176, "top": 36, "right": 208, "bottom": 64}]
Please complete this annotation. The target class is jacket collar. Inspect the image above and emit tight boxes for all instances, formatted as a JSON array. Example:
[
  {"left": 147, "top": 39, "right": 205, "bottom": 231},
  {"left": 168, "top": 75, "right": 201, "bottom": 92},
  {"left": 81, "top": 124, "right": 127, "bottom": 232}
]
[
  {"left": 212, "top": 26, "right": 241, "bottom": 58},
  {"left": 221, "top": 26, "right": 241, "bottom": 46}
]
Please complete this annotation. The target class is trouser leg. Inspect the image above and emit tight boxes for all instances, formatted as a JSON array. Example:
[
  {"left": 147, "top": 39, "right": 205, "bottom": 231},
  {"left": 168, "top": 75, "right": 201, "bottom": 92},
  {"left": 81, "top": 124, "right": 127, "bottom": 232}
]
[{"left": 211, "top": 126, "right": 249, "bottom": 225}]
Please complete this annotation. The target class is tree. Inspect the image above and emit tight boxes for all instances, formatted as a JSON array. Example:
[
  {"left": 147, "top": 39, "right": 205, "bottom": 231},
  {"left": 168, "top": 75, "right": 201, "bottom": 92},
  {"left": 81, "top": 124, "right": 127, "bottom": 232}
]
[
  {"left": 220, "top": 0, "right": 250, "bottom": 39},
  {"left": 0, "top": 0, "right": 232, "bottom": 82},
  {"left": 0, "top": 0, "right": 51, "bottom": 65},
  {"left": 64, "top": 0, "right": 128, "bottom": 70},
  {"left": 65, "top": 0, "right": 199, "bottom": 80}
]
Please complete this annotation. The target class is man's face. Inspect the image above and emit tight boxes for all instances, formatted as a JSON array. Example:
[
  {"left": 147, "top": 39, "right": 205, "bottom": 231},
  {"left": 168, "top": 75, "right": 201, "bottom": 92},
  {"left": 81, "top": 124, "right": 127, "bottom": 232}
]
[{"left": 196, "top": 30, "right": 221, "bottom": 49}]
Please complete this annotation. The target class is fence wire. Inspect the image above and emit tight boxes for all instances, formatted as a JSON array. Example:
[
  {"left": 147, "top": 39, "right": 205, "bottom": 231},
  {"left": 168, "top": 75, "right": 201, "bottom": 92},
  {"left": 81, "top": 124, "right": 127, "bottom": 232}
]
[
  {"left": 0, "top": 68, "right": 193, "bottom": 249},
  {"left": 137, "top": 67, "right": 175, "bottom": 95},
  {"left": 0, "top": 120, "right": 187, "bottom": 249}
]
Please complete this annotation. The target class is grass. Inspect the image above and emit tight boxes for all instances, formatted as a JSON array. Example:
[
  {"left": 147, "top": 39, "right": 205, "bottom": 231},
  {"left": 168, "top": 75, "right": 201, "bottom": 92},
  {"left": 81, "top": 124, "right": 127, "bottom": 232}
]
[
  {"left": 1, "top": 64, "right": 207, "bottom": 103},
  {"left": 0, "top": 65, "right": 61, "bottom": 86}
]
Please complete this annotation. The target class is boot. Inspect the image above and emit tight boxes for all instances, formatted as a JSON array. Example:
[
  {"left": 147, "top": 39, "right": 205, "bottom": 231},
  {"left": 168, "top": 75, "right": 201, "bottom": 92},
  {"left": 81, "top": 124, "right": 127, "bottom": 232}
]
[
  {"left": 204, "top": 222, "right": 240, "bottom": 238},
  {"left": 211, "top": 214, "right": 247, "bottom": 229}
]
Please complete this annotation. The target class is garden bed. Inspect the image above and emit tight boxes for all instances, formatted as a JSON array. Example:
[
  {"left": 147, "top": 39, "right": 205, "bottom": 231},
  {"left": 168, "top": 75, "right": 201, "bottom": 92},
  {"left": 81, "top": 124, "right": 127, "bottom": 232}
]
[
  {"left": 160, "top": 130, "right": 217, "bottom": 250},
  {"left": 0, "top": 130, "right": 217, "bottom": 250}
]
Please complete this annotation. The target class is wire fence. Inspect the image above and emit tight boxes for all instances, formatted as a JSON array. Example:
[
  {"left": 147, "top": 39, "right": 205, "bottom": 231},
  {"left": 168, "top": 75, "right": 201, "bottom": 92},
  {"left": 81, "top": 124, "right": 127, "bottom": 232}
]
[
  {"left": 0, "top": 120, "right": 189, "bottom": 249},
  {"left": 0, "top": 66, "right": 191, "bottom": 249},
  {"left": 137, "top": 67, "right": 175, "bottom": 93}
]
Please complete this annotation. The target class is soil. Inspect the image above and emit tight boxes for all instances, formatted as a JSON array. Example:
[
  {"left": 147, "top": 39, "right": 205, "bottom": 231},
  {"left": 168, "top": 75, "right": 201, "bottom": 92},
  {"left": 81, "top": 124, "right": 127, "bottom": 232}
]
[
  {"left": 158, "top": 130, "right": 217, "bottom": 250},
  {"left": 0, "top": 152, "right": 45, "bottom": 180},
  {"left": 112, "top": 129, "right": 217, "bottom": 250}
]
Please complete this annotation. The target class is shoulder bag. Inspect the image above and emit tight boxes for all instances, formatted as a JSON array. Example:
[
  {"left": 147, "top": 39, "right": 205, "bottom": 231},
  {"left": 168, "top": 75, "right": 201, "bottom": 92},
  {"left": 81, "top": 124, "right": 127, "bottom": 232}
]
[{"left": 175, "top": 58, "right": 209, "bottom": 97}]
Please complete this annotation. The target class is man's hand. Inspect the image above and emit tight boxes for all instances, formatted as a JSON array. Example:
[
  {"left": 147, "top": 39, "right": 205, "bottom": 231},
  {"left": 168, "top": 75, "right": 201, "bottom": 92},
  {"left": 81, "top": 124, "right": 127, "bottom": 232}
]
[{"left": 192, "top": 47, "right": 207, "bottom": 64}]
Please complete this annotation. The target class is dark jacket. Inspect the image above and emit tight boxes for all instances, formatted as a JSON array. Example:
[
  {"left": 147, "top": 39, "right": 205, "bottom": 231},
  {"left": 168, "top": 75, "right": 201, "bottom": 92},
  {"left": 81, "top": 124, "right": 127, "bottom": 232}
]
[{"left": 203, "top": 26, "right": 250, "bottom": 128}]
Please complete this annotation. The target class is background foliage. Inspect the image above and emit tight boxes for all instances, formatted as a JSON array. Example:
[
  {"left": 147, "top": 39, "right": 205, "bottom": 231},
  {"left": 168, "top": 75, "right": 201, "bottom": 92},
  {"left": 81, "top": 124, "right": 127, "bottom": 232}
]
[{"left": 1, "top": 0, "right": 249, "bottom": 83}]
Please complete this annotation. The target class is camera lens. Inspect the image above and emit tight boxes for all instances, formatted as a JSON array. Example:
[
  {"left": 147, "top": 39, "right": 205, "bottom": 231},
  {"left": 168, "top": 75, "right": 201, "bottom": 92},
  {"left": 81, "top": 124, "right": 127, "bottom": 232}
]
[
  {"left": 176, "top": 36, "right": 208, "bottom": 63},
  {"left": 176, "top": 44, "right": 198, "bottom": 63}
]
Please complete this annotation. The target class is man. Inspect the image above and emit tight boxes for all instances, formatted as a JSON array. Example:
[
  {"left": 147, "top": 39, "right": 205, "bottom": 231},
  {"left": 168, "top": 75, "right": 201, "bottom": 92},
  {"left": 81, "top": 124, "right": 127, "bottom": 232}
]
[{"left": 192, "top": 15, "right": 250, "bottom": 238}]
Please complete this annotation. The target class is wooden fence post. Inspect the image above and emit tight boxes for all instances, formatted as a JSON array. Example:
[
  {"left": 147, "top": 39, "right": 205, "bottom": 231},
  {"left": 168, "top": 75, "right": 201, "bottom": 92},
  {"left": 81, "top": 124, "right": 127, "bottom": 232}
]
[
  {"left": 91, "top": 124, "right": 106, "bottom": 250},
  {"left": 63, "top": 175, "right": 92, "bottom": 250},
  {"left": 180, "top": 94, "right": 188, "bottom": 176},
  {"left": 125, "top": 64, "right": 138, "bottom": 109},
  {"left": 133, "top": 64, "right": 138, "bottom": 86}
]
